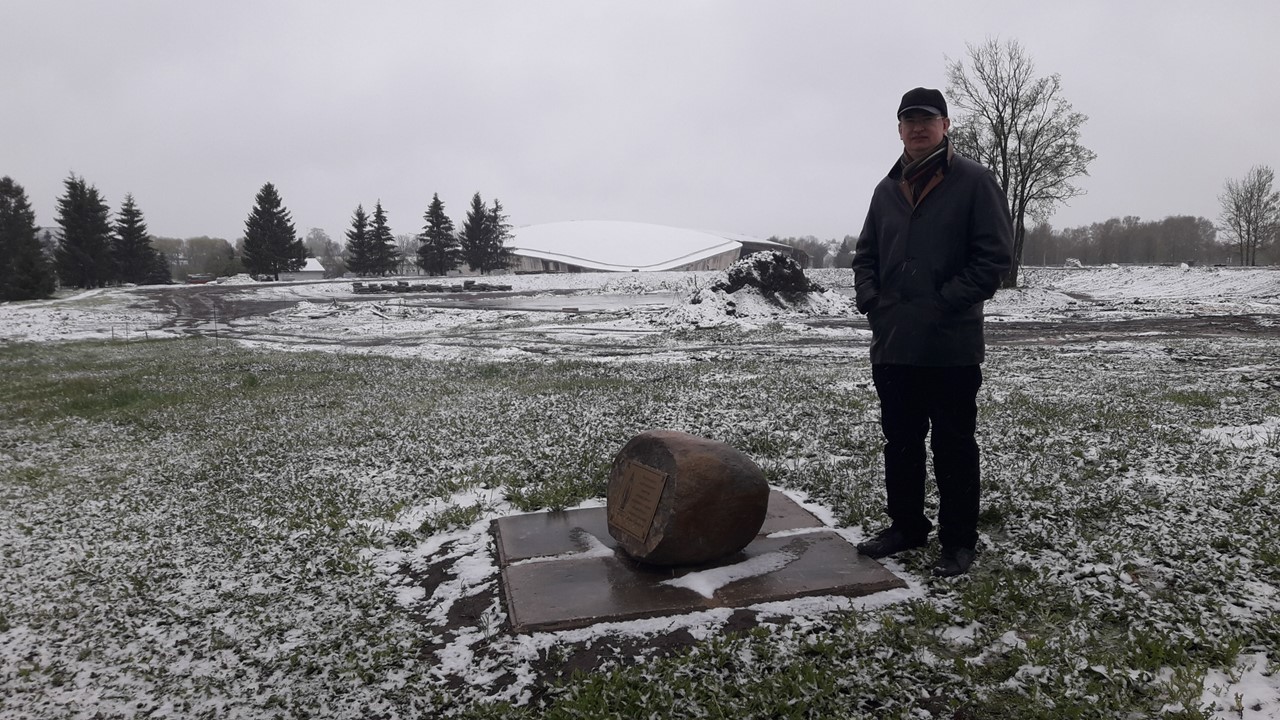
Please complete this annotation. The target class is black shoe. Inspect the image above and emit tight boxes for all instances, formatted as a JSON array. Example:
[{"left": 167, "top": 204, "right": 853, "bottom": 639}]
[
  {"left": 932, "top": 547, "right": 976, "bottom": 577},
  {"left": 857, "top": 526, "right": 928, "bottom": 559}
]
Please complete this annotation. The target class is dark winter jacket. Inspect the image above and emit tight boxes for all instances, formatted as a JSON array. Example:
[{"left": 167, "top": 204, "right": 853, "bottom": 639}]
[{"left": 852, "top": 147, "right": 1013, "bottom": 366}]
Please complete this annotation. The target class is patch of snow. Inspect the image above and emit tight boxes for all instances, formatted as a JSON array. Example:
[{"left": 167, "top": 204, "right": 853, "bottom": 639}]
[
  {"left": 1201, "top": 652, "right": 1280, "bottom": 719},
  {"left": 941, "top": 622, "right": 982, "bottom": 646},
  {"left": 212, "top": 273, "right": 261, "bottom": 285},
  {"left": 658, "top": 286, "right": 855, "bottom": 329},
  {"left": 509, "top": 529, "right": 615, "bottom": 566},
  {"left": 660, "top": 550, "right": 799, "bottom": 598},
  {"left": 987, "top": 286, "right": 1080, "bottom": 315},
  {"left": 1202, "top": 418, "right": 1280, "bottom": 448}
]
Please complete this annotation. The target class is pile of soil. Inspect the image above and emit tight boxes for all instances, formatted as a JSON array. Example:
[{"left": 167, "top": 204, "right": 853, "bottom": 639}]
[{"left": 710, "top": 251, "right": 825, "bottom": 294}]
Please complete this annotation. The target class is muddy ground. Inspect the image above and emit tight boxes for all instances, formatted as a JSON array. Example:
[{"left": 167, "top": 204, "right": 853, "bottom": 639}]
[{"left": 134, "top": 282, "right": 1280, "bottom": 349}]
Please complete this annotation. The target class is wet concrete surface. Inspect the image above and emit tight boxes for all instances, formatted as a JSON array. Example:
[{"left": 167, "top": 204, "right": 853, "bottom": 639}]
[{"left": 493, "top": 491, "right": 904, "bottom": 633}]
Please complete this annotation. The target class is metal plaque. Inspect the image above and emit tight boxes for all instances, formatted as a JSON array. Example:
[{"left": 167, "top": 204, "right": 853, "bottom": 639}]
[{"left": 609, "top": 460, "right": 668, "bottom": 543}]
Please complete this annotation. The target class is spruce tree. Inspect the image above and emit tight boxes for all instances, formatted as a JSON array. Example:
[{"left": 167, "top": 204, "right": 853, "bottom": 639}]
[
  {"left": 113, "top": 193, "right": 161, "bottom": 284},
  {"left": 458, "top": 192, "right": 489, "bottom": 273},
  {"left": 483, "top": 198, "right": 514, "bottom": 274},
  {"left": 368, "top": 200, "right": 398, "bottom": 276},
  {"left": 241, "top": 182, "right": 305, "bottom": 281},
  {"left": 145, "top": 250, "right": 173, "bottom": 285},
  {"left": 415, "top": 193, "right": 459, "bottom": 276},
  {"left": 0, "top": 176, "right": 56, "bottom": 300},
  {"left": 344, "top": 204, "right": 376, "bottom": 276},
  {"left": 833, "top": 235, "right": 855, "bottom": 269},
  {"left": 54, "top": 174, "right": 115, "bottom": 289}
]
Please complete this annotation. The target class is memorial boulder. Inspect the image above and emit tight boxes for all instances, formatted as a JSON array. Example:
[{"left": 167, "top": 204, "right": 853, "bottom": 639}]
[{"left": 606, "top": 430, "right": 769, "bottom": 566}]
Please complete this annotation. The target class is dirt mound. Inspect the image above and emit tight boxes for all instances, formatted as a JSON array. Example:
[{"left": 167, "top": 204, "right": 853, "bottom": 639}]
[
  {"left": 711, "top": 251, "right": 825, "bottom": 294},
  {"left": 658, "top": 253, "right": 852, "bottom": 327}
]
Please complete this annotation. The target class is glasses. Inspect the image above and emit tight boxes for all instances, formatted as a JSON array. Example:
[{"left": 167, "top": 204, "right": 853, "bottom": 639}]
[{"left": 899, "top": 116, "right": 942, "bottom": 127}]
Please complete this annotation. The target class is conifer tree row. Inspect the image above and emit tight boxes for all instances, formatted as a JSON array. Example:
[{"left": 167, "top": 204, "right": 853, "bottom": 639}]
[
  {"left": 10, "top": 174, "right": 168, "bottom": 293},
  {"left": 457, "top": 192, "right": 514, "bottom": 275},
  {"left": 0, "top": 176, "right": 55, "bottom": 300},
  {"left": 344, "top": 201, "right": 400, "bottom": 277},
  {"left": 55, "top": 174, "right": 115, "bottom": 289},
  {"left": 3, "top": 175, "right": 518, "bottom": 290}
]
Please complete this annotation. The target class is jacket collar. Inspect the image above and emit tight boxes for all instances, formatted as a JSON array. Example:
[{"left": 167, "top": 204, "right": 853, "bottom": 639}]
[{"left": 888, "top": 136, "right": 954, "bottom": 180}]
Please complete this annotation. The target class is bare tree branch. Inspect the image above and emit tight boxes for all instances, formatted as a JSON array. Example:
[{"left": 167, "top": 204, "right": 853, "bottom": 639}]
[
  {"left": 946, "top": 38, "right": 1096, "bottom": 287},
  {"left": 1219, "top": 166, "right": 1279, "bottom": 266}
]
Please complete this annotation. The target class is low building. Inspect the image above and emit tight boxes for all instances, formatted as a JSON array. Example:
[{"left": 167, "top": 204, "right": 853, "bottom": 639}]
[
  {"left": 283, "top": 257, "right": 327, "bottom": 281},
  {"left": 507, "top": 221, "right": 802, "bottom": 273}
]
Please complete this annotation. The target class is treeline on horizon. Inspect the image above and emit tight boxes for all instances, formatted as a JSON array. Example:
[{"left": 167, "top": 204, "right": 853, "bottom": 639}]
[
  {"left": 152, "top": 190, "right": 512, "bottom": 282},
  {"left": 0, "top": 173, "right": 516, "bottom": 299},
  {"left": 775, "top": 213, "right": 1269, "bottom": 269},
  {"left": 4, "top": 170, "right": 1276, "bottom": 303},
  {"left": 0, "top": 174, "right": 170, "bottom": 301}
]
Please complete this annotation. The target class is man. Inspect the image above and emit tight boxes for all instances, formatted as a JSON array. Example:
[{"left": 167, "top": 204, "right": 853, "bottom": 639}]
[{"left": 851, "top": 87, "right": 1013, "bottom": 577}]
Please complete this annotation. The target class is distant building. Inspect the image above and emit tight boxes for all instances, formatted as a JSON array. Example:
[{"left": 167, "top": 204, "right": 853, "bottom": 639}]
[
  {"left": 507, "top": 221, "right": 803, "bottom": 273},
  {"left": 283, "top": 257, "right": 327, "bottom": 281}
]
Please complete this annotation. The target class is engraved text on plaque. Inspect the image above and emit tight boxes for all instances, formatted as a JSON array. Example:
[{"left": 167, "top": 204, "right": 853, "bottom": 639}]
[{"left": 608, "top": 460, "right": 667, "bottom": 542}]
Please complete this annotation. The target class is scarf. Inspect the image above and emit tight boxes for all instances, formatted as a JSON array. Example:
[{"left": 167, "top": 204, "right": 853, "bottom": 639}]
[{"left": 899, "top": 136, "right": 950, "bottom": 206}]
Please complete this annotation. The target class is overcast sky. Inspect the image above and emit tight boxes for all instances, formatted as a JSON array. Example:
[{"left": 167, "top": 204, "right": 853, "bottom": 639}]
[{"left": 4, "top": 1, "right": 1278, "bottom": 245}]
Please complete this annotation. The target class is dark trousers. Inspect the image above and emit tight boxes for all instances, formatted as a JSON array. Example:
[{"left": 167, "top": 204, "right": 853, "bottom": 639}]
[{"left": 871, "top": 364, "right": 982, "bottom": 550}]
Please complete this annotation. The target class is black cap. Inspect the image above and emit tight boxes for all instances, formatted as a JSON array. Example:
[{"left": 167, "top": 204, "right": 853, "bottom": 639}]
[{"left": 897, "top": 87, "right": 947, "bottom": 118}]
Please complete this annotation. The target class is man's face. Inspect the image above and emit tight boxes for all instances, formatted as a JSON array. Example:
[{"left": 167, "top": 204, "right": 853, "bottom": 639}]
[{"left": 898, "top": 112, "right": 950, "bottom": 159}]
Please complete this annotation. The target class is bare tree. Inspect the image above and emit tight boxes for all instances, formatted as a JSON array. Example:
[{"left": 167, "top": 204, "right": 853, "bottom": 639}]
[
  {"left": 394, "top": 234, "right": 419, "bottom": 275},
  {"left": 769, "top": 235, "right": 834, "bottom": 268},
  {"left": 304, "top": 228, "right": 348, "bottom": 277},
  {"left": 1218, "top": 165, "right": 1278, "bottom": 266},
  {"left": 946, "top": 38, "right": 1096, "bottom": 288},
  {"left": 304, "top": 227, "right": 340, "bottom": 261}
]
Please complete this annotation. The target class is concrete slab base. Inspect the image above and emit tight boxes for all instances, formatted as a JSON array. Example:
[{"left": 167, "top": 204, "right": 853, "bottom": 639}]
[{"left": 493, "top": 490, "right": 906, "bottom": 633}]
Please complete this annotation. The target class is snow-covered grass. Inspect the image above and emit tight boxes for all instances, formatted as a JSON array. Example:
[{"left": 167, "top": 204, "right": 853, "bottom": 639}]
[
  {"left": 1, "top": 264, "right": 1279, "bottom": 718},
  {"left": 1, "top": 266, "right": 1276, "bottom": 348}
]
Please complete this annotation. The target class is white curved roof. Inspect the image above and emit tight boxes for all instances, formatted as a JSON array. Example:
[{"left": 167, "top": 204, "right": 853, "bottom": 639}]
[{"left": 509, "top": 221, "right": 767, "bottom": 272}]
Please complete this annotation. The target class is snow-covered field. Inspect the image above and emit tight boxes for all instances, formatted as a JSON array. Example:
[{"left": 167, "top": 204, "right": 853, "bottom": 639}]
[
  {"left": 1, "top": 264, "right": 1278, "bottom": 718},
  {"left": 2, "top": 265, "right": 1277, "bottom": 350}
]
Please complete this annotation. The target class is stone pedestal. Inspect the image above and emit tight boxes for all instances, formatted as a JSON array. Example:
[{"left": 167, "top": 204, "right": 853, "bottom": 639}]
[
  {"left": 493, "top": 491, "right": 908, "bottom": 633},
  {"left": 606, "top": 430, "right": 769, "bottom": 566}
]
